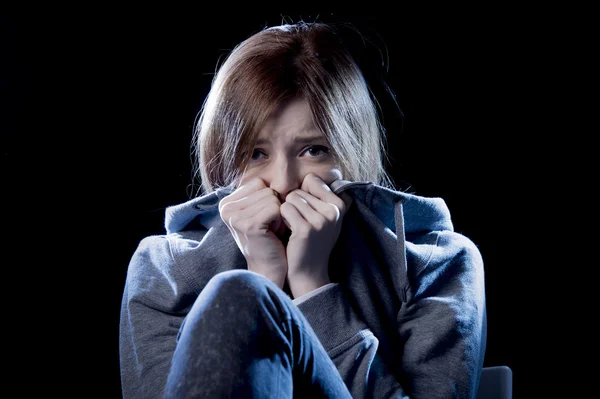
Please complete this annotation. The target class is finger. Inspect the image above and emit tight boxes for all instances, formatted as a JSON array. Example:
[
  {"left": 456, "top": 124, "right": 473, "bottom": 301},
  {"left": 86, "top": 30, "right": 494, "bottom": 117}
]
[
  {"left": 280, "top": 201, "right": 309, "bottom": 236},
  {"left": 227, "top": 194, "right": 281, "bottom": 233},
  {"left": 285, "top": 190, "right": 328, "bottom": 230},
  {"left": 221, "top": 188, "right": 274, "bottom": 231},
  {"left": 229, "top": 200, "right": 281, "bottom": 251},
  {"left": 220, "top": 186, "right": 277, "bottom": 216},
  {"left": 300, "top": 173, "right": 346, "bottom": 214},
  {"left": 241, "top": 199, "right": 282, "bottom": 236},
  {"left": 219, "top": 177, "right": 267, "bottom": 210},
  {"left": 291, "top": 189, "right": 339, "bottom": 224}
]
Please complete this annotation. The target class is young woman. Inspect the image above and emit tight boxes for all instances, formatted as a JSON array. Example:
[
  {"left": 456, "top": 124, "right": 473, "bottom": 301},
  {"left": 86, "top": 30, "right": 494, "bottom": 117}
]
[{"left": 119, "top": 21, "right": 486, "bottom": 398}]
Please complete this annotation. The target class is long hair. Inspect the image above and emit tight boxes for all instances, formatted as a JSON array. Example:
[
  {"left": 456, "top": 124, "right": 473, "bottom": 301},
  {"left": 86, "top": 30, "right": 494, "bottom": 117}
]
[{"left": 193, "top": 22, "right": 396, "bottom": 195}]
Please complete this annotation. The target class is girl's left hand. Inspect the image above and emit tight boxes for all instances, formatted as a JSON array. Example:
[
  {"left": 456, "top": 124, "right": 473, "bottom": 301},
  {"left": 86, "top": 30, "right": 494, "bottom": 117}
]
[{"left": 280, "top": 173, "right": 353, "bottom": 298}]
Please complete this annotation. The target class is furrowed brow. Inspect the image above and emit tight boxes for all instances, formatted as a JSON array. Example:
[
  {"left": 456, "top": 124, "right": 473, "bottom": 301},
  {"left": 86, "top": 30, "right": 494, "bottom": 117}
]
[{"left": 255, "top": 135, "right": 325, "bottom": 146}]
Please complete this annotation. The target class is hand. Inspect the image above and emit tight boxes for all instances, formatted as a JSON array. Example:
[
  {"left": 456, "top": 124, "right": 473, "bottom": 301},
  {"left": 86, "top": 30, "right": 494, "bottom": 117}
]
[
  {"left": 280, "top": 173, "right": 353, "bottom": 298},
  {"left": 218, "top": 177, "right": 288, "bottom": 288}
]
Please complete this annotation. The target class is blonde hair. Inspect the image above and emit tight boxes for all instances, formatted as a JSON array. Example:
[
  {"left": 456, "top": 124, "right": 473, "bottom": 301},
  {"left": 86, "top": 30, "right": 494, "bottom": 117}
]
[{"left": 193, "top": 22, "right": 396, "bottom": 195}]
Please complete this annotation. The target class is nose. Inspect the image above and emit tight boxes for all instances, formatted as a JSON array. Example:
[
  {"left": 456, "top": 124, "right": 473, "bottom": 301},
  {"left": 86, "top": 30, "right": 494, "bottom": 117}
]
[{"left": 268, "top": 159, "right": 301, "bottom": 202}]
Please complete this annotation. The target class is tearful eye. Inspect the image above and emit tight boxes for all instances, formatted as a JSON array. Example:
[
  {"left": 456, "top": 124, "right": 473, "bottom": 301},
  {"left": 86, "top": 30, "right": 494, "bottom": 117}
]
[
  {"left": 246, "top": 145, "right": 331, "bottom": 162},
  {"left": 305, "top": 145, "right": 330, "bottom": 157},
  {"left": 250, "top": 149, "right": 263, "bottom": 160}
]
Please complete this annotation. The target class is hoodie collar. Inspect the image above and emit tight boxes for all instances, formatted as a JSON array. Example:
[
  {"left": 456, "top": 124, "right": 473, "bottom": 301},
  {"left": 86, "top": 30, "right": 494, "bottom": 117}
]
[
  {"left": 164, "top": 179, "right": 453, "bottom": 236},
  {"left": 164, "top": 179, "right": 453, "bottom": 304}
]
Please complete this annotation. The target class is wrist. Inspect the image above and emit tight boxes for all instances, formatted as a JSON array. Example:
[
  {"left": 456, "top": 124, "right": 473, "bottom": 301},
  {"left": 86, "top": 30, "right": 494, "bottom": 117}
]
[
  {"left": 287, "top": 272, "right": 331, "bottom": 298},
  {"left": 246, "top": 264, "right": 287, "bottom": 290}
]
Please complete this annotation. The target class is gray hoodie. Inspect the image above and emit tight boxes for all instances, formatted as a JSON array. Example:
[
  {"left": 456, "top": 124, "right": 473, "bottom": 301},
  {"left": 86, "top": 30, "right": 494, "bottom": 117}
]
[{"left": 119, "top": 179, "right": 487, "bottom": 398}]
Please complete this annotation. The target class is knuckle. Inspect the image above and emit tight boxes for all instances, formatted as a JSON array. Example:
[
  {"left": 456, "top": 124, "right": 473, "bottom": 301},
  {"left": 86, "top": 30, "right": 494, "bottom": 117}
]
[
  {"left": 252, "top": 177, "right": 267, "bottom": 189},
  {"left": 297, "top": 225, "right": 309, "bottom": 236},
  {"left": 325, "top": 209, "right": 338, "bottom": 221},
  {"left": 315, "top": 216, "right": 327, "bottom": 231},
  {"left": 218, "top": 202, "right": 230, "bottom": 217},
  {"left": 322, "top": 203, "right": 340, "bottom": 221},
  {"left": 228, "top": 215, "right": 239, "bottom": 229},
  {"left": 238, "top": 218, "right": 252, "bottom": 233}
]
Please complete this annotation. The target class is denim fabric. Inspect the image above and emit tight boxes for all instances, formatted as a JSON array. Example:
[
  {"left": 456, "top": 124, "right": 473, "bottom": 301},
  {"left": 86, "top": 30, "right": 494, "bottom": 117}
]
[{"left": 163, "top": 269, "right": 353, "bottom": 399}]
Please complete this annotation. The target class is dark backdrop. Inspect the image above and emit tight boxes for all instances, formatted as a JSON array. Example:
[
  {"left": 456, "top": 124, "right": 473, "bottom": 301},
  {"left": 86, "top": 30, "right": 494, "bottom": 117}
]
[{"left": 3, "top": 7, "right": 547, "bottom": 398}]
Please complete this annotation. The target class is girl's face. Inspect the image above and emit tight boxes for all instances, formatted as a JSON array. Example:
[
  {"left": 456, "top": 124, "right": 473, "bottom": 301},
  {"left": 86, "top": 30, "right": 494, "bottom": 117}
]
[{"left": 239, "top": 97, "right": 343, "bottom": 202}]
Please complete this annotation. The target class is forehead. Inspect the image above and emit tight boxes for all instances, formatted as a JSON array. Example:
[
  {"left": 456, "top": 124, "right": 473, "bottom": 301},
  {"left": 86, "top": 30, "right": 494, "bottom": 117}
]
[{"left": 257, "top": 97, "right": 323, "bottom": 141}]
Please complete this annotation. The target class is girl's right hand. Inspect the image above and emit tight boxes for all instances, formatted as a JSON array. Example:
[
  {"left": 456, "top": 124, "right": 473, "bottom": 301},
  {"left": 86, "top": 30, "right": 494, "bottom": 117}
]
[{"left": 218, "top": 177, "right": 288, "bottom": 288}]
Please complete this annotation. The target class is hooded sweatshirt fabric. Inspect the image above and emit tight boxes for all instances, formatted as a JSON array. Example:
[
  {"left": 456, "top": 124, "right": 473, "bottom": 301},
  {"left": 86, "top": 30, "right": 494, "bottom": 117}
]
[{"left": 119, "top": 179, "right": 487, "bottom": 398}]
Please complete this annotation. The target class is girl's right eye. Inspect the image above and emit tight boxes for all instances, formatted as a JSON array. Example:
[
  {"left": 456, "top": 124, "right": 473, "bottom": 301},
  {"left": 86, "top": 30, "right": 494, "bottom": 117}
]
[{"left": 250, "top": 149, "right": 264, "bottom": 160}]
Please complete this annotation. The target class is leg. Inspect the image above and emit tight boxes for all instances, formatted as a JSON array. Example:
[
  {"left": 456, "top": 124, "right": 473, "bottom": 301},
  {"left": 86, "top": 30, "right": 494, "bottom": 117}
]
[{"left": 163, "top": 269, "right": 352, "bottom": 399}]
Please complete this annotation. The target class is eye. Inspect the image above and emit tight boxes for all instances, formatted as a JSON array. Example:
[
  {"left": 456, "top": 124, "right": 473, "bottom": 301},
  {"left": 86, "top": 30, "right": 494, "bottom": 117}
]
[
  {"left": 303, "top": 145, "right": 331, "bottom": 157},
  {"left": 250, "top": 149, "right": 264, "bottom": 160},
  {"left": 247, "top": 145, "right": 331, "bottom": 162}
]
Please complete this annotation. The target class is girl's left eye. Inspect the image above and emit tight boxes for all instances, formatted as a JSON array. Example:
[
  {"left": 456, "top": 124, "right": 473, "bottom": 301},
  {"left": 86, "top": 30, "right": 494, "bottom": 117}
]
[
  {"left": 304, "top": 145, "right": 330, "bottom": 157},
  {"left": 249, "top": 145, "right": 330, "bottom": 161}
]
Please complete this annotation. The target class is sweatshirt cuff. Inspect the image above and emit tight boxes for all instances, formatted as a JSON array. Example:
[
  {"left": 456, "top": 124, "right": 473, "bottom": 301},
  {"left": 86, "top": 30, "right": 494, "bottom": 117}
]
[
  {"left": 295, "top": 283, "right": 370, "bottom": 354},
  {"left": 292, "top": 282, "right": 336, "bottom": 306}
]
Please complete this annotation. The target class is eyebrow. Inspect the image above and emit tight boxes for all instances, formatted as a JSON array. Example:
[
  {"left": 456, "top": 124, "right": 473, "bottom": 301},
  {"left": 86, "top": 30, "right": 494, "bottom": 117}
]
[{"left": 255, "top": 135, "right": 326, "bottom": 146}]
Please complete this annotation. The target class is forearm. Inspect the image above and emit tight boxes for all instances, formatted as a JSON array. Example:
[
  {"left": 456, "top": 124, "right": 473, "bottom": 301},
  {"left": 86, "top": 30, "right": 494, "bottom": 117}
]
[{"left": 287, "top": 268, "right": 330, "bottom": 298}]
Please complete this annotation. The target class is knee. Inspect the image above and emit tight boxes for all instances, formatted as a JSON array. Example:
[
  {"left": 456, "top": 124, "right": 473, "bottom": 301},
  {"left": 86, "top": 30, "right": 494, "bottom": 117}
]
[
  {"left": 203, "top": 269, "right": 273, "bottom": 304},
  {"left": 182, "top": 269, "right": 295, "bottom": 339},
  {"left": 182, "top": 270, "right": 270, "bottom": 331}
]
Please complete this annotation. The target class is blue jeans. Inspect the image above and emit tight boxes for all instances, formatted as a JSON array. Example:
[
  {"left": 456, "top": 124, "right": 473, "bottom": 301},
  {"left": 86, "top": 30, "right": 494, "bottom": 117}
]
[{"left": 163, "top": 269, "right": 353, "bottom": 399}]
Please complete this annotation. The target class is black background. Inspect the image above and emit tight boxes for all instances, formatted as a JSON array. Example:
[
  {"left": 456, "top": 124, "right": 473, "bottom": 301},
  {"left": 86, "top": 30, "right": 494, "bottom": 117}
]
[{"left": 3, "top": 6, "right": 557, "bottom": 398}]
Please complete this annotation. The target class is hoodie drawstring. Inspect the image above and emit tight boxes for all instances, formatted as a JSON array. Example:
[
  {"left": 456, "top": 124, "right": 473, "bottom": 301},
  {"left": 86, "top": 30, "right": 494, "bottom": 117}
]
[{"left": 394, "top": 200, "right": 409, "bottom": 303}]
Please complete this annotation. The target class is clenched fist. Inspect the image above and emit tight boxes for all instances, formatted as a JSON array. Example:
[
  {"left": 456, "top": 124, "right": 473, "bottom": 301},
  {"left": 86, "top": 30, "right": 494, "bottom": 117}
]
[{"left": 218, "top": 177, "right": 288, "bottom": 288}]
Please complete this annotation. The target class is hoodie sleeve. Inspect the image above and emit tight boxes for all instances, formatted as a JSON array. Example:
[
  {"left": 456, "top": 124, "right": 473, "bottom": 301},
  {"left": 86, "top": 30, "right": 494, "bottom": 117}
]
[
  {"left": 119, "top": 235, "right": 196, "bottom": 399},
  {"left": 396, "top": 231, "right": 487, "bottom": 399},
  {"left": 295, "top": 283, "right": 412, "bottom": 398}
]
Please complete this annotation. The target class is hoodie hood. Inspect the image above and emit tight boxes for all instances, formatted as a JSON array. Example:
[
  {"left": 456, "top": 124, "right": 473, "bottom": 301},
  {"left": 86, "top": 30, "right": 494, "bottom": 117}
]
[{"left": 164, "top": 179, "right": 453, "bottom": 236}]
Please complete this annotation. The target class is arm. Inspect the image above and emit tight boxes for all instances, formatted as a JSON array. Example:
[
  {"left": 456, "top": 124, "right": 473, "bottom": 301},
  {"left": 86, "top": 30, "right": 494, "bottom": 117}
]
[
  {"left": 294, "top": 231, "right": 485, "bottom": 399},
  {"left": 396, "top": 231, "right": 487, "bottom": 398},
  {"left": 119, "top": 235, "right": 196, "bottom": 399},
  {"left": 295, "top": 283, "right": 411, "bottom": 398}
]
